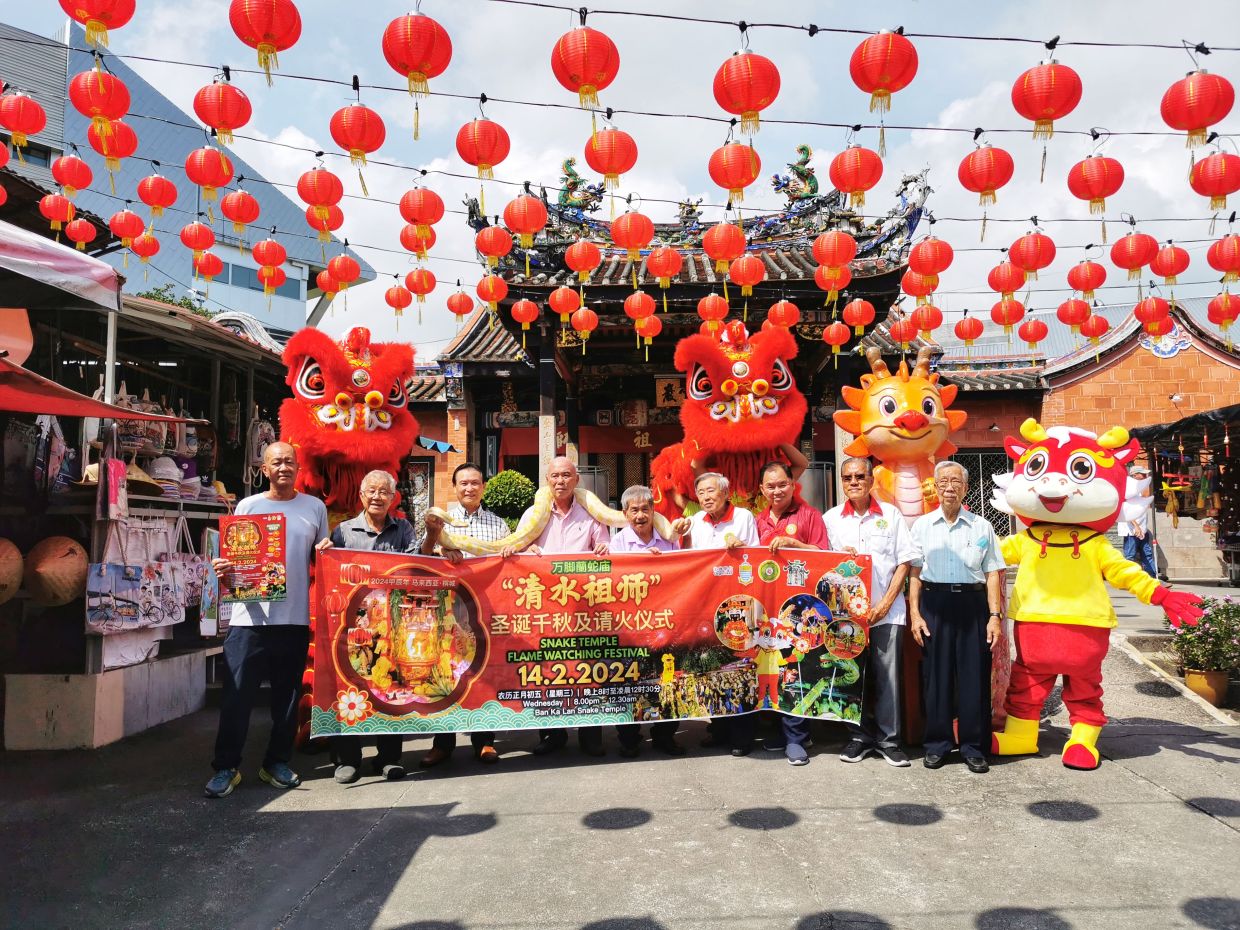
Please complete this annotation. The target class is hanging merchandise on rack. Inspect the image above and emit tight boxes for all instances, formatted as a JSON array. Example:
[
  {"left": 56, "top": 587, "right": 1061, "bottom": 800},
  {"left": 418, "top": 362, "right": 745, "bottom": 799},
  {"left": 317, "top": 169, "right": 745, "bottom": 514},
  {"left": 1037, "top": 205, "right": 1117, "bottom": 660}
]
[{"left": 244, "top": 407, "right": 276, "bottom": 493}]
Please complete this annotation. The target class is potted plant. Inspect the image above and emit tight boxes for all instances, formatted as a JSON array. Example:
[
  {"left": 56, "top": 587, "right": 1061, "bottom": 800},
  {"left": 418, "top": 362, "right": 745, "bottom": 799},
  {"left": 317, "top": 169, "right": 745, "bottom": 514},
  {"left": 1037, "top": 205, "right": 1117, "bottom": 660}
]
[{"left": 1165, "top": 596, "right": 1240, "bottom": 706}]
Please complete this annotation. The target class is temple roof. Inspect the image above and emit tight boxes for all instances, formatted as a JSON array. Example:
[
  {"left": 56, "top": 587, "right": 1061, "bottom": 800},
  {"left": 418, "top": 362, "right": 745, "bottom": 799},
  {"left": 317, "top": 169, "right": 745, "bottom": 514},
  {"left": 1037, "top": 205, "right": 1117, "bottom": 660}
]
[{"left": 438, "top": 308, "right": 529, "bottom": 366}]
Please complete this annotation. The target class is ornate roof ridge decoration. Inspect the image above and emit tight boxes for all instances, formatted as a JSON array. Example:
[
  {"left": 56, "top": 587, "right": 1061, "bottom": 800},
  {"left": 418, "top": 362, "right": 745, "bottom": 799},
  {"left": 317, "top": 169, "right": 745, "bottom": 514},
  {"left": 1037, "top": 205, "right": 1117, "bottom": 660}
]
[
  {"left": 438, "top": 306, "right": 529, "bottom": 365},
  {"left": 462, "top": 148, "right": 929, "bottom": 287},
  {"left": 206, "top": 310, "right": 286, "bottom": 354}
]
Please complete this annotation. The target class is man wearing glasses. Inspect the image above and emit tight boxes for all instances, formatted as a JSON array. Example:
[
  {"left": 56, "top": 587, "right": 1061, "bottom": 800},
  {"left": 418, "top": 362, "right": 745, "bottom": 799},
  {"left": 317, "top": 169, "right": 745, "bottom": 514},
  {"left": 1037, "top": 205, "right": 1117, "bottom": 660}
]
[
  {"left": 824, "top": 457, "right": 920, "bottom": 768},
  {"left": 328, "top": 469, "right": 417, "bottom": 783},
  {"left": 908, "top": 461, "right": 1006, "bottom": 773}
]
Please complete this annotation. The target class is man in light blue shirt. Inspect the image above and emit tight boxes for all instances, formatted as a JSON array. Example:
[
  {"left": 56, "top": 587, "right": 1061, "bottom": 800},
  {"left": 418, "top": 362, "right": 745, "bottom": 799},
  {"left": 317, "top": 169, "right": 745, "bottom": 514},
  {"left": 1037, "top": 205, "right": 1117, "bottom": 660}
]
[{"left": 908, "top": 460, "right": 1006, "bottom": 774}]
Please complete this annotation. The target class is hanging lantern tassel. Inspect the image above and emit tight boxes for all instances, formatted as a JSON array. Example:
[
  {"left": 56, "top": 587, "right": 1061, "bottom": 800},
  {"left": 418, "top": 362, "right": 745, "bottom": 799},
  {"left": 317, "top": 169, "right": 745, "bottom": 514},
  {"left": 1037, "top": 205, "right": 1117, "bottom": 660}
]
[
  {"left": 357, "top": 167, "right": 369, "bottom": 198},
  {"left": 413, "top": 102, "right": 420, "bottom": 141},
  {"left": 122, "top": 251, "right": 129, "bottom": 269},
  {"left": 1040, "top": 145, "right": 1047, "bottom": 184},
  {"left": 743, "top": 298, "right": 749, "bottom": 322},
  {"left": 722, "top": 279, "right": 730, "bottom": 301},
  {"left": 590, "top": 109, "right": 598, "bottom": 149},
  {"left": 258, "top": 44, "right": 278, "bottom": 87},
  {"left": 1101, "top": 218, "right": 1108, "bottom": 245},
  {"left": 878, "top": 121, "right": 886, "bottom": 159},
  {"left": 980, "top": 211, "right": 988, "bottom": 243},
  {"left": 479, "top": 184, "right": 486, "bottom": 216}
]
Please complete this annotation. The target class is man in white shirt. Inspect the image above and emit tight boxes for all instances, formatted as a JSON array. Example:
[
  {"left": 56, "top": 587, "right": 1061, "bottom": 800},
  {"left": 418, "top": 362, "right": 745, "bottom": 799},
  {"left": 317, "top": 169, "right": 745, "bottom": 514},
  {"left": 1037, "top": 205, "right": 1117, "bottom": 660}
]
[
  {"left": 1119, "top": 464, "right": 1157, "bottom": 578},
  {"left": 824, "top": 457, "right": 920, "bottom": 767}
]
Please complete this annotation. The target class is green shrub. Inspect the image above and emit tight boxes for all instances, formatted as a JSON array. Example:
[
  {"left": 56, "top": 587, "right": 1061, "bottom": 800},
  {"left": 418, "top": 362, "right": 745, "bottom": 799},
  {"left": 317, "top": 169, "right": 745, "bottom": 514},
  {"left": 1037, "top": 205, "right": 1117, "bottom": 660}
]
[{"left": 483, "top": 469, "right": 536, "bottom": 522}]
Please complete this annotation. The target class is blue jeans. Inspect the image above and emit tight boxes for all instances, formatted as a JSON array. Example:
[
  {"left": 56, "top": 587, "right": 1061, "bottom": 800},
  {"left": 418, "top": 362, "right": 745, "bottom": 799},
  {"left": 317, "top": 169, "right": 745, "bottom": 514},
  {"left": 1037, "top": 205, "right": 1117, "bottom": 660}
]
[{"left": 1123, "top": 534, "right": 1157, "bottom": 578}]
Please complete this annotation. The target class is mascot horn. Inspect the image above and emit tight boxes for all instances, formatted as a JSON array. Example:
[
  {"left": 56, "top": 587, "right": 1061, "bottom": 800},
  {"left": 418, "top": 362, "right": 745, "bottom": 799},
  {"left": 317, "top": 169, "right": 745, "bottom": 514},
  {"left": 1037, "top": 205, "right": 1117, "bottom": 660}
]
[{"left": 990, "top": 418, "right": 1203, "bottom": 770}]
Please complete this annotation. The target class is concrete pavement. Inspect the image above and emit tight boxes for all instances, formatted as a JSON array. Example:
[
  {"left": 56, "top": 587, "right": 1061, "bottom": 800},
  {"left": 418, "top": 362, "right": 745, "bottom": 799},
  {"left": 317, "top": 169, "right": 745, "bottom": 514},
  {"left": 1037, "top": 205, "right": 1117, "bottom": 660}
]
[{"left": 2, "top": 643, "right": 1239, "bottom": 930}]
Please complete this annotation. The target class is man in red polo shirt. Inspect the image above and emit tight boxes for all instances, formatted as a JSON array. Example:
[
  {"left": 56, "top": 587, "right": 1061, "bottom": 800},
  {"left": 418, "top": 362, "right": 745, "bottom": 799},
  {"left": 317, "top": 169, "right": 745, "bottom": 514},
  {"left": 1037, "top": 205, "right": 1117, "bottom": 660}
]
[{"left": 749, "top": 461, "right": 831, "bottom": 765}]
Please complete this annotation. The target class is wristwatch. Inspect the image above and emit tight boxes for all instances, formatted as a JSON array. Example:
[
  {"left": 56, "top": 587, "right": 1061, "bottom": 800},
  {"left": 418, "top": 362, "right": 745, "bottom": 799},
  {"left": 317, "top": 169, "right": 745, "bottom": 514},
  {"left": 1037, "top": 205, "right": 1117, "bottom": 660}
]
[{"left": 988, "top": 611, "right": 1001, "bottom": 618}]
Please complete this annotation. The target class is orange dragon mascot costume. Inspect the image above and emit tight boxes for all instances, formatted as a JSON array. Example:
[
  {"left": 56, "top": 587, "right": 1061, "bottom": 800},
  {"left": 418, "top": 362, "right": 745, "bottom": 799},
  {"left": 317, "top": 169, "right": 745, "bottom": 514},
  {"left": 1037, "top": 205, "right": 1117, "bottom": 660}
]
[{"left": 990, "top": 419, "right": 1203, "bottom": 769}]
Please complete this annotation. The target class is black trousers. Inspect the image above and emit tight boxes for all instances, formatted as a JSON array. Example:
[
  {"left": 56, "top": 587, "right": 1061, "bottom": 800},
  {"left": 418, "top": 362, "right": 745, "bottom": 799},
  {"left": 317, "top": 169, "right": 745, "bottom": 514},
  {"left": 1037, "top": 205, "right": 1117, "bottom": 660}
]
[
  {"left": 432, "top": 731, "right": 496, "bottom": 752},
  {"left": 617, "top": 720, "right": 679, "bottom": 749},
  {"left": 539, "top": 726, "right": 602, "bottom": 748},
  {"left": 919, "top": 586, "right": 992, "bottom": 757},
  {"left": 333, "top": 735, "right": 405, "bottom": 768},
  {"left": 211, "top": 625, "right": 310, "bottom": 772}
]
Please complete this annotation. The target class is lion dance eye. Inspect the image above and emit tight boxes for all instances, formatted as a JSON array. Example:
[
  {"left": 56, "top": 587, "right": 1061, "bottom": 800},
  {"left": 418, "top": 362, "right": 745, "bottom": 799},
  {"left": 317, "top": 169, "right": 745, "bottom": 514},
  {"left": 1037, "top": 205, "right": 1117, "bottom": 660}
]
[
  {"left": 387, "top": 382, "right": 407, "bottom": 408},
  {"left": 1067, "top": 452, "right": 1096, "bottom": 483},
  {"left": 1023, "top": 450, "right": 1048, "bottom": 478},
  {"left": 769, "top": 359, "right": 793, "bottom": 392},
  {"left": 688, "top": 364, "right": 713, "bottom": 401},
  {"left": 296, "top": 359, "right": 326, "bottom": 400}
]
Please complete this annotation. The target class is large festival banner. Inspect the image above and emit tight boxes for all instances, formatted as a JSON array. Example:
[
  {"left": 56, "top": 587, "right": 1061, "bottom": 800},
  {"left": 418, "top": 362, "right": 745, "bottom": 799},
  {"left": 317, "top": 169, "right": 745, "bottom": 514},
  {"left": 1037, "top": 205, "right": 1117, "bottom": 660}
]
[{"left": 311, "top": 548, "right": 872, "bottom": 737}]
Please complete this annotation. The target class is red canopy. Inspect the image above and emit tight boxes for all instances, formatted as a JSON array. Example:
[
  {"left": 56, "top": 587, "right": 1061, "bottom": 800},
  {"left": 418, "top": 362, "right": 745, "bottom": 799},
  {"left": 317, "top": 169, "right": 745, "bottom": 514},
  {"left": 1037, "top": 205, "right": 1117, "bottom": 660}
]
[{"left": 0, "top": 355, "right": 195, "bottom": 421}]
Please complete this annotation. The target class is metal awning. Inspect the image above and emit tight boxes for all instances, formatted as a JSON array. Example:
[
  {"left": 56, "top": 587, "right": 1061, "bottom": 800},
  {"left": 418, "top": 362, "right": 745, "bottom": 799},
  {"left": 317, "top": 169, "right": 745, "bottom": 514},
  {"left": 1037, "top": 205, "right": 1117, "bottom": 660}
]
[
  {"left": 0, "top": 354, "right": 197, "bottom": 421},
  {"left": 0, "top": 217, "right": 121, "bottom": 312}
]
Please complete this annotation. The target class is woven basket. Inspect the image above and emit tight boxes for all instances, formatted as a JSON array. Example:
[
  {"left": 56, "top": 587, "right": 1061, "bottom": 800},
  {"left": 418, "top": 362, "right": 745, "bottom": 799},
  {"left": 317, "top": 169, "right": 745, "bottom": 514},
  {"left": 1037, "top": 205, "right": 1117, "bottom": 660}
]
[
  {"left": 0, "top": 538, "right": 23, "bottom": 606},
  {"left": 23, "top": 536, "right": 89, "bottom": 607}
]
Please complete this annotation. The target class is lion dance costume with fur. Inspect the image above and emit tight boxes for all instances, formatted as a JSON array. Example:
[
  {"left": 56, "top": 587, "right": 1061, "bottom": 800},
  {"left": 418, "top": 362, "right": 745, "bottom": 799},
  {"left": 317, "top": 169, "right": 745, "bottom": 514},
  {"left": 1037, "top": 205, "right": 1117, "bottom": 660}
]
[{"left": 990, "top": 419, "right": 1203, "bottom": 769}]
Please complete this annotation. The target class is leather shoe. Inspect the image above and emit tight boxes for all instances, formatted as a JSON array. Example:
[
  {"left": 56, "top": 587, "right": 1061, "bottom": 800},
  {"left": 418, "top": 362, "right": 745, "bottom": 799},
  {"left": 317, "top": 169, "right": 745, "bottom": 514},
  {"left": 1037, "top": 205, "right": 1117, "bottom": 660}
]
[
  {"left": 963, "top": 755, "right": 990, "bottom": 774},
  {"left": 475, "top": 746, "right": 499, "bottom": 765},
  {"left": 579, "top": 740, "right": 606, "bottom": 757},
  {"left": 922, "top": 752, "right": 947, "bottom": 769},
  {"left": 419, "top": 747, "right": 450, "bottom": 768},
  {"left": 532, "top": 735, "right": 566, "bottom": 756},
  {"left": 653, "top": 737, "right": 686, "bottom": 757},
  {"left": 617, "top": 745, "right": 640, "bottom": 759},
  {"left": 730, "top": 746, "right": 752, "bottom": 757}
]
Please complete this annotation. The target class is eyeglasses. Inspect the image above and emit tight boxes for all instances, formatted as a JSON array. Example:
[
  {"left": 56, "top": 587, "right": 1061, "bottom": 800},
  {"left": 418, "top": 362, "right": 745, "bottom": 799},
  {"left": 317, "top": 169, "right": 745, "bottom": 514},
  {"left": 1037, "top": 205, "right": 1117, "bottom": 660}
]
[
  {"left": 362, "top": 488, "right": 394, "bottom": 498},
  {"left": 842, "top": 475, "right": 869, "bottom": 483},
  {"left": 936, "top": 478, "right": 965, "bottom": 487}
]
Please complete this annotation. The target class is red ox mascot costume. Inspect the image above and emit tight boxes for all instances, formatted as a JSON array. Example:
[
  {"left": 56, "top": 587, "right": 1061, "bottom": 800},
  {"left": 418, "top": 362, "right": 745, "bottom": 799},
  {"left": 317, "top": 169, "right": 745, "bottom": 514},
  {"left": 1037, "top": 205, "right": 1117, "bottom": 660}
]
[{"left": 990, "top": 419, "right": 1203, "bottom": 770}]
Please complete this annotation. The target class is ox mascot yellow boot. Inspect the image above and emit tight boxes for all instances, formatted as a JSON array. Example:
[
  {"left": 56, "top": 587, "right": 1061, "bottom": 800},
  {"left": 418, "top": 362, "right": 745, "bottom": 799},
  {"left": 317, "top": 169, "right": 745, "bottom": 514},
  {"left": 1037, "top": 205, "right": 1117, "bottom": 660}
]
[
  {"left": 991, "top": 714, "right": 1040, "bottom": 756},
  {"left": 1061, "top": 723, "right": 1103, "bottom": 771}
]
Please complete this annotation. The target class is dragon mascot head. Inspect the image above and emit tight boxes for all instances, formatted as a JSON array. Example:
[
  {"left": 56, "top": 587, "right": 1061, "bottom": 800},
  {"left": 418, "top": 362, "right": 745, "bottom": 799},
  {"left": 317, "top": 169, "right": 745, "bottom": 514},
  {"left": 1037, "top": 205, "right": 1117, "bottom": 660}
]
[
  {"left": 279, "top": 326, "right": 418, "bottom": 519},
  {"left": 653, "top": 320, "right": 807, "bottom": 513},
  {"left": 833, "top": 346, "right": 966, "bottom": 524}
]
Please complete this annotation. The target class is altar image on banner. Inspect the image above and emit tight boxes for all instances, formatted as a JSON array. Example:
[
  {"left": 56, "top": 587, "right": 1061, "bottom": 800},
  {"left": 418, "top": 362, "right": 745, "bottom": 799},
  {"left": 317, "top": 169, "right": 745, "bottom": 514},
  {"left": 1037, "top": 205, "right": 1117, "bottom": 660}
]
[{"left": 311, "top": 548, "right": 872, "bottom": 737}]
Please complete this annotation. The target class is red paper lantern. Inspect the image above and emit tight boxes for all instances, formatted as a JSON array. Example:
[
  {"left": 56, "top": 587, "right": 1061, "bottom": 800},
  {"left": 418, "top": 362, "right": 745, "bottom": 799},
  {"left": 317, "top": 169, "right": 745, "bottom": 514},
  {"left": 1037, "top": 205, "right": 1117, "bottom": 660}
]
[
  {"left": 713, "top": 50, "right": 781, "bottom": 133},
  {"left": 446, "top": 289, "right": 474, "bottom": 319},
  {"left": 697, "top": 293, "right": 729, "bottom": 332},
  {"left": 503, "top": 194, "right": 549, "bottom": 249},
  {"left": 257, "top": 264, "right": 286, "bottom": 296},
  {"left": 194, "top": 251, "right": 224, "bottom": 283},
  {"left": 297, "top": 168, "right": 344, "bottom": 222},
  {"left": 221, "top": 189, "right": 261, "bottom": 235},
  {"left": 842, "top": 298, "right": 876, "bottom": 336},
  {"left": 185, "top": 146, "right": 235, "bottom": 200},
  {"left": 728, "top": 254, "right": 766, "bottom": 297},
  {"left": 611, "top": 211, "right": 655, "bottom": 260},
  {"left": 549, "top": 285, "right": 581, "bottom": 323},
  {"left": 328, "top": 254, "right": 361, "bottom": 289},
  {"left": 58, "top": 0, "right": 135, "bottom": 47},
  {"left": 1067, "top": 259, "right": 1107, "bottom": 299},
  {"left": 1134, "top": 296, "right": 1171, "bottom": 332},
  {"left": 51, "top": 155, "right": 93, "bottom": 198},
  {"left": 815, "top": 265, "right": 853, "bottom": 300},
  {"left": 455, "top": 119, "right": 510, "bottom": 179},
  {"left": 108, "top": 208, "right": 144, "bottom": 248},
  {"left": 1208, "top": 293, "right": 1238, "bottom": 333},
  {"left": 330, "top": 104, "right": 386, "bottom": 167},
  {"left": 193, "top": 80, "right": 251, "bottom": 145},
  {"left": 0, "top": 146, "right": 7, "bottom": 171},
  {"left": 570, "top": 307, "right": 599, "bottom": 345},
  {"left": 68, "top": 70, "right": 130, "bottom": 139},
  {"left": 1150, "top": 243, "right": 1190, "bottom": 286},
  {"left": 399, "top": 188, "right": 445, "bottom": 236},
  {"left": 811, "top": 230, "right": 857, "bottom": 268},
  {"left": 1056, "top": 298, "right": 1092, "bottom": 333},
  {"left": 565, "top": 240, "right": 602, "bottom": 282},
  {"left": 822, "top": 321, "right": 851, "bottom": 355},
  {"left": 635, "top": 313, "right": 663, "bottom": 354},
  {"left": 510, "top": 298, "right": 540, "bottom": 333},
  {"left": 900, "top": 270, "right": 939, "bottom": 304},
  {"left": 229, "top": 0, "right": 302, "bottom": 84},
  {"left": 1207, "top": 234, "right": 1240, "bottom": 284},
  {"left": 954, "top": 313, "right": 984, "bottom": 347},
  {"left": 251, "top": 237, "right": 286, "bottom": 268},
  {"left": 305, "top": 204, "right": 343, "bottom": 242},
  {"left": 552, "top": 26, "right": 620, "bottom": 108},
  {"left": 1067, "top": 155, "right": 1124, "bottom": 213},
  {"left": 0, "top": 185, "right": 5, "bottom": 209},
  {"left": 829, "top": 146, "right": 883, "bottom": 208},
  {"left": 382, "top": 12, "right": 452, "bottom": 97},
  {"left": 646, "top": 246, "right": 683, "bottom": 287},
  {"left": 1189, "top": 152, "right": 1240, "bottom": 211},
  {"left": 1110, "top": 231, "right": 1158, "bottom": 280},
  {"left": 1011, "top": 59, "right": 1082, "bottom": 138},
  {"left": 1161, "top": 70, "right": 1235, "bottom": 147},
  {"left": 1009, "top": 231, "right": 1057, "bottom": 281},
  {"left": 990, "top": 298, "right": 1026, "bottom": 334},
  {"left": 909, "top": 236, "right": 954, "bottom": 276},
  {"left": 385, "top": 284, "right": 413, "bottom": 317},
  {"left": 849, "top": 31, "right": 918, "bottom": 113},
  {"left": 623, "top": 291, "right": 656, "bottom": 322},
  {"left": 887, "top": 317, "right": 918, "bottom": 350},
  {"left": 958, "top": 144, "right": 1015, "bottom": 205},
  {"left": 399, "top": 224, "right": 436, "bottom": 258},
  {"left": 138, "top": 174, "right": 177, "bottom": 217},
  {"left": 1079, "top": 313, "right": 1110, "bottom": 345},
  {"left": 64, "top": 217, "right": 97, "bottom": 251},
  {"left": 131, "top": 232, "right": 159, "bottom": 263},
  {"left": 476, "top": 274, "right": 508, "bottom": 311},
  {"left": 1144, "top": 316, "right": 1175, "bottom": 338},
  {"left": 1018, "top": 318, "right": 1049, "bottom": 351},
  {"left": 988, "top": 261, "right": 1026, "bottom": 299},
  {"left": 313, "top": 270, "right": 338, "bottom": 300},
  {"left": 87, "top": 117, "right": 137, "bottom": 173},
  {"left": 708, "top": 143, "right": 762, "bottom": 203},
  {"left": 911, "top": 304, "right": 943, "bottom": 335},
  {"left": 405, "top": 268, "right": 436, "bottom": 303},
  {"left": 703, "top": 222, "right": 746, "bottom": 272},
  {"left": 0, "top": 92, "right": 47, "bottom": 150},
  {"left": 584, "top": 127, "right": 638, "bottom": 189},
  {"left": 179, "top": 221, "right": 215, "bottom": 261},
  {"left": 475, "top": 226, "right": 513, "bottom": 268},
  {"left": 766, "top": 300, "right": 800, "bottom": 329}
]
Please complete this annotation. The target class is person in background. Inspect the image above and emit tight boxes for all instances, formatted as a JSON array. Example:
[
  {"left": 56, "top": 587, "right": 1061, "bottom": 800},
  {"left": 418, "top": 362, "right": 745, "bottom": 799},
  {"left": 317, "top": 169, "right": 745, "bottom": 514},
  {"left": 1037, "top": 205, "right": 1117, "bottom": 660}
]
[
  {"left": 418, "top": 462, "right": 510, "bottom": 767},
  {"left": 1119, "top": 464, "right": 1158, "bottom": 579},
  {"left": 908, "top": 461, "right": 1006, "bottom": 774},
  {"left": 610, "top": 484, "right": 684, "bottom": 758},
  {"left": 825, "top": 457, "right": 920, "bottom": 769},
  {"left": 205, "top": 442, "right": 331, "bottom": 799},
  {"left": 751, "top": 461, "right": 830, "bottom": 766},
  {"left": 672, "top": 472, "right": 759, "bottom": 756},
  {"left": 328, "top": 470, "right": 416, "bottom": 784}
]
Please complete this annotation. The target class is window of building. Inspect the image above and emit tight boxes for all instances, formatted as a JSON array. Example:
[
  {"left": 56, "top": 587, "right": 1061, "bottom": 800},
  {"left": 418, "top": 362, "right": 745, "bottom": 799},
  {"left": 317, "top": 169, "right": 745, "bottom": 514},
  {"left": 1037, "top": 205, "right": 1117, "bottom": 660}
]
[
  {"left": 222, "top": 262, "right": 302, "bottom": 300},
  {"left": 0, "top": 134, "right": 57, "bottom": 168}
]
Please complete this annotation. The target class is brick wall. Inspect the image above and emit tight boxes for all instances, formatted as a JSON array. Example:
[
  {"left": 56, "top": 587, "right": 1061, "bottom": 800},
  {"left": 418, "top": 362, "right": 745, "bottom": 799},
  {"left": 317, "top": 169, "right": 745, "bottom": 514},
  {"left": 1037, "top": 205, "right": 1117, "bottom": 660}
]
[
  {"left": 948, "top": 392, "right": 1042, "bottom": 449},
  {"left": 412, "top": 408, "right": 468, "bottom": 507}
]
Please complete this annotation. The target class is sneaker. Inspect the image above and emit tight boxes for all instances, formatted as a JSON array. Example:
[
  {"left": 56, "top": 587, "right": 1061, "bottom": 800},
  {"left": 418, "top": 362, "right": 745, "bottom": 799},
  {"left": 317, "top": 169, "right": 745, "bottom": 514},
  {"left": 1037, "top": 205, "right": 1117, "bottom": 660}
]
[
  {"left": 380, "top": 763, "right": 406, "bottom": 781},
  {"left": 204, "top": 768, "right": 240, "bottom": 798},
  {"left": 258, "top": 763, "right": 300, "bottom": 789},
  {"left": 785, "top": 743, "right": 810, "bottom": 766},
  {"left": 839, "top": 739, "right": 875, "bottom": 763},
  {"left": 877, "top": 745, "right": 911, "bottom": 768},
  {"left": 762, "top": 738, "right": 788, "bottom": 753},
  {"left": 334, "top": 764, "right": 360, "bottom": 785}
]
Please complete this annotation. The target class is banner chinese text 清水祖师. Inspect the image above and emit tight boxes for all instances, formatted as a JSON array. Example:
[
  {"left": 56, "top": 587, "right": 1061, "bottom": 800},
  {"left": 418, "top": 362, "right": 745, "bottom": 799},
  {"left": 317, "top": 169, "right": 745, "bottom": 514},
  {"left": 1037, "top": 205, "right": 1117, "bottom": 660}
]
[{"left": 310, "top": 548, "right": 872, "bottom": 737}]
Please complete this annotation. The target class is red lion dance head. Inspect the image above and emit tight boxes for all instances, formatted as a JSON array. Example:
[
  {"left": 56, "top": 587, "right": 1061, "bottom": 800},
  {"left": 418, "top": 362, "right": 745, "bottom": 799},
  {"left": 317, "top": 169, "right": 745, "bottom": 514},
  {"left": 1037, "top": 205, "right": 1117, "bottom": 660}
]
[{"left": 279, "top": 326, "right": 418, "bottom": 517}]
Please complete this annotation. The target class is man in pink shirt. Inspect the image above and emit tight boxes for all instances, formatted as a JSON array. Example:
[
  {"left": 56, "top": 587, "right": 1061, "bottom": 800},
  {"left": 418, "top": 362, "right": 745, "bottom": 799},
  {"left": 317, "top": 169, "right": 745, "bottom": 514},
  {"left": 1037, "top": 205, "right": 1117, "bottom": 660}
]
[{"left": 509, "top": 457, "right": 610, "bottom": 756}]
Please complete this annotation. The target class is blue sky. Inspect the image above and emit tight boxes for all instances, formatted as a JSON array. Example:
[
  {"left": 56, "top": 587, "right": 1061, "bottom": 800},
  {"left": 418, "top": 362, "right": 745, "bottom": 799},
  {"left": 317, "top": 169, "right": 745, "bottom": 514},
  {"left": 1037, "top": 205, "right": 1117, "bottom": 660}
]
[{"left": 8, "top": 0, "right": 1238, "bottom": 360}]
